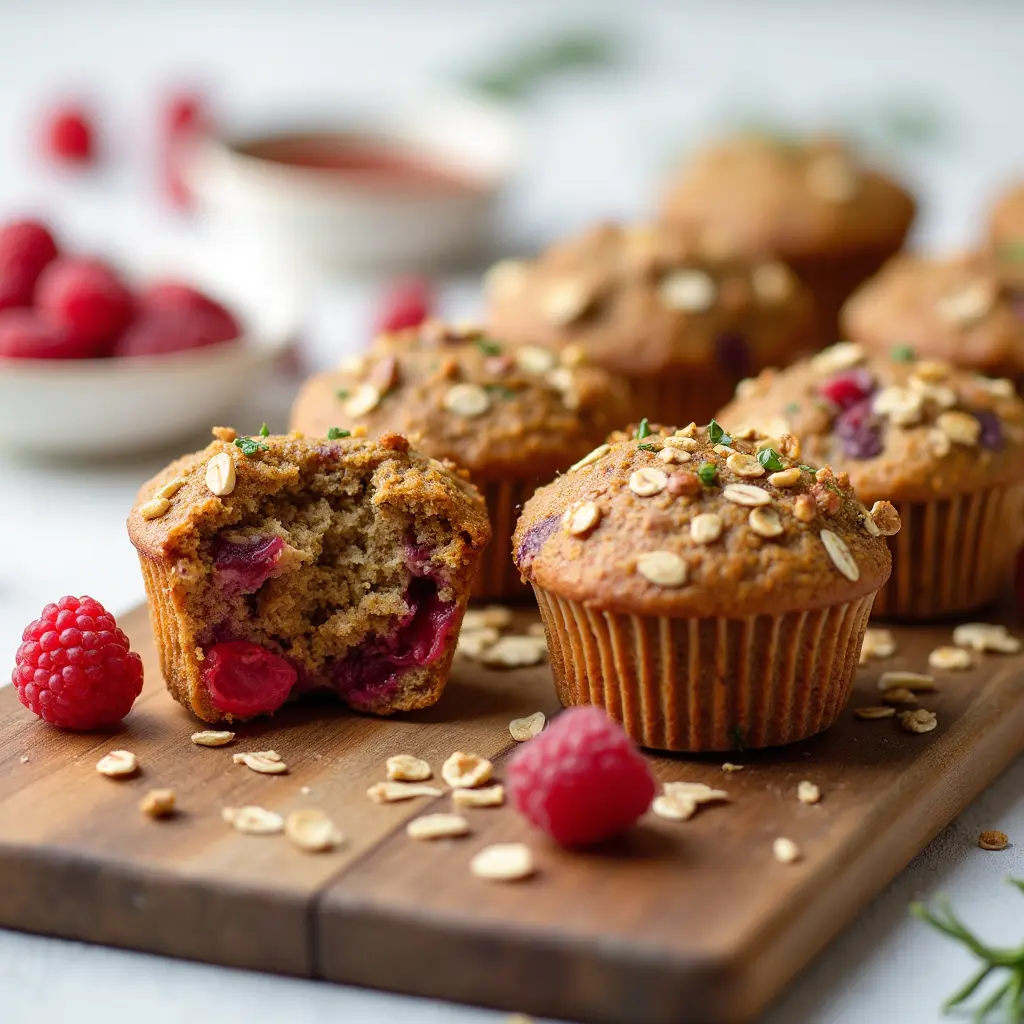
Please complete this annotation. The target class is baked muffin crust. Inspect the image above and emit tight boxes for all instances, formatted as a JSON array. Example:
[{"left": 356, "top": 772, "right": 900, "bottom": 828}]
[{"left": 987, "top": 183, "right": 1024, "bottom": 289}]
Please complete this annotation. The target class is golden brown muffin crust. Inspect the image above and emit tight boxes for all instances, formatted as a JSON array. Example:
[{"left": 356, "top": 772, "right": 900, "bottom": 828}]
[
  {"left": 659, "top": 134, "right": 916, "bottom": 258},
  {"left": 513, "top": 421, "right": 895, "bottom": 618},
  {"left": 718, "top": 342, "right": 1024, "bottom": 503}
]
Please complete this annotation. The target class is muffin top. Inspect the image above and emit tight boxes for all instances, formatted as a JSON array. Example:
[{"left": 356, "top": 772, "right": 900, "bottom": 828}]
[
  {"left": 513, "top": 419, "right": 897, "bottom": 617},
  {"left": 718, "top": 341, "right": 1024, "bottom": 503},
  {"left": 987, "top": 183, "right": 1024, "bottom": 288},
  {"left": 128, "top": 425, "right": 491, "bottom": 564},
  {"left": 484, "top": 220, "right": 815, "bottom": 377},
  {"left": 841, "top": 252, "right": 1024, "bottom": 376},
  {"left": 659, "top": 134, "right": 916, "bottom": 258},
  {"left": 289, "top": 323, "right": 631, "bottom": 479}
]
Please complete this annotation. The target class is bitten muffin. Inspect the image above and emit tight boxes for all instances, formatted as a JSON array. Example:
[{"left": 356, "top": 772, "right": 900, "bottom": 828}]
[
  {"left": 289, "top": 322, "right": 631, "bottom": 600},
  {"left": 841, "top": 252, "right": 1024, "bottom": 380},
  {"left": 128, "top": 426, "right": 491, "bottom": 723},
  {"left": 987, "top": 183, "right": 1024, "bottom": 291},
  {"left": 659, "top": 134, "right": 916, "bottom": 339},
  {"left": 719, "top": 342, "right": 1024, "bottom": 618},
  {"left": 513, "top": 421, "right": 898, "bottom": 751},
  {"left": 483, "top": 220, "right": 815, "bottom": 426}
]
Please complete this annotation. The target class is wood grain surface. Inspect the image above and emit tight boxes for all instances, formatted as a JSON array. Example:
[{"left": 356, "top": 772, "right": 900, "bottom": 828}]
[{"left": 0, "top": 603, "right": 1022, "bottom": 1024}]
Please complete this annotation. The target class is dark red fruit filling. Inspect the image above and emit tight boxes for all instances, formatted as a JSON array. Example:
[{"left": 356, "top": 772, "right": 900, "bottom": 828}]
[
  {"left": 212, "top": 535, "right": 285, "bottom": 594},
  {"left": 819, "top": 368, "right": 875, "bottom": 410},
  {"left": 834, "top": 398, "right": 883, "bottom": 460},
  {"left": 516, "top": 514, "right": 561, "bottom": 568},
  {"left": 976, "top": 409, "right": 1005, "bottom": 451},
  {"left": 203, "top": 641, "right": 297, "bottom": 717}
]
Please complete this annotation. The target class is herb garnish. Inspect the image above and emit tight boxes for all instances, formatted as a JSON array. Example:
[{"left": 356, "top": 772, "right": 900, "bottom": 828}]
[
  {"left": 484, "top": 383, "right": 516, "bottom": 398},
  {"left": 697, "top": 462, "right": 717, "bottom": 486},
  {"left": 998, "top": 242, "right": 1024, "bottom": 264},
  {"left": 784, "top": 401, "right": 801, "bottom": 416},
  {"left": 327, "top": 427, "right": 351, "bottom": 440},
  {"left": 892, "top": 344, "right": 916, "bottom": 363},
  {"left": 912, "top": 882, "right": 1024, "bottom": 1021},
  {"left": 259, "top": 423, "right": 270, "bottom": 438},
  {"left": 637, "top": 443, "right": 658, "bottom": 452},
  {"left": 635, "top": 418, "right": 652, "bottom": 440},
  {"left": 474, "top": 337, "right": 503, "bottom": 357},
  {"left": 757, "top": 447, "right": 785, "bottom": 472},
  {"left": 707, "top": 418, "right": 732, "bottom": 445},
  {"left": 233, "top": 436, "right": 269, "bottom": 457},
  {"left": 799, "top": 465, "right": 817, "bottom": 473},
  {"left": 336, "top": 389, "right": 350, "bottom": 400}
]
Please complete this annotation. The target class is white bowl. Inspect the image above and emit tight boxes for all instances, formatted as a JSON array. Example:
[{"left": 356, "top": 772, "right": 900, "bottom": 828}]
[{"left": 186, "top": 92, "right": 523, "bottom": 276}]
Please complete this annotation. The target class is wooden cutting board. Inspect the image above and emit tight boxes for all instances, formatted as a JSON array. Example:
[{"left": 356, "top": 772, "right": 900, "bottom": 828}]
[{"left": 1, "top": 603, "right": 1023, "bottom": 1024}]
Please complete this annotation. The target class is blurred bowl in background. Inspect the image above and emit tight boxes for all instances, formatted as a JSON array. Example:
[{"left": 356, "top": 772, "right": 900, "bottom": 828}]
[{"left": 186, "top": 92, "right": 523, "bottom": 276}]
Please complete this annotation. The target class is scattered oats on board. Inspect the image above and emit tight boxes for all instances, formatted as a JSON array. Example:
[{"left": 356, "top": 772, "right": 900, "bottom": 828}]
[
  {"left": 509, "top": 712, "right": 546, "bottom": 742},
  {"left": 191, "top": 729, "right": 235, "bottom": 747},
  {"left": 797, "top": 781, "right": 821, "bottom": 805},
  {"left": 223, "top": 806, "right": 284, "bottom": 835},
  {"left": 140, "top": 789, "right": 176, "bottom": 818},
  {"left": 928, "top": 646, "right": 973, "bottom": 671},
  {"left": 386, "top": 754, "right": 432, "bottom": 782},
  {"left": 526, "top": 622, "right": 546, "bottom": 638},
  {"left": 461, "top": 605, "right": 513, "bottom": 632},
  {"left": 407, "top": 813, "right": 471, "bottom": 841},
  {"left": 854, "top": 705, "right": 896, "bottom": 720},
  {"left": 722, "top": 762, "right": 745, "bottom": 773},
  {"left": 452, "top": 785, "right": 505, "bottom": 808},
  {"left": 653, "top": 781, "right": 729, "bottom": 821},
  {"left": 881, "top": 687, "right": 918, "bottom": 706},
  {"left": 481, "top": 635, "right": 547, "bottom": 669},
  {"left": 457, "top": 626, "right": 500, "bottom": 659},
  {"left": 239, "top": 751, "right": 288, "bottom": 775},
  {"left": 953, "top": 623, "right": 1022, "bottom": 654},
  {"left": 978, "top": 830, "right": 1009, "bottom": 851},
  {"left": 285, "top": 809, "right": 343, "bottom": 852},
  {"left": 233, "top": 749, "right": 282, "bottom": 764},
  {"left": 860, "top": 628, "right": 896, "bottom": 663},
  {"left": 878, "top": 671, "right": 935, "bottom": 693},
  {"left": 899, "top": 709, "right": 938, "bottom": 734},
  {"left": 367, "top": 782, "right": 443, "bottom": 803},
  {"left": 95, "top": 750, "right": 138, "bottom": 777},
  {"left": 773, "top": 837, "right": 801, "bottom": 864},
  {"left": 442, "top": 752, "right": 493, "bottom": 789},
  {"left": 470, "top": 843, "right": 535, "bottom": 882}
]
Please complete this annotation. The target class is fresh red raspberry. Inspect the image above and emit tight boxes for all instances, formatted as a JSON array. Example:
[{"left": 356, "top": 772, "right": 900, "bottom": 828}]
[
  {"left": 139, "top": 282, "right": 240, "bottom": 342},
  {"left": 374, "top": 276, "right": 432, "bottom": 334},
  {"left": 162, "top": 91, "right": 208, "bottom": 208},
  {"left": 0, "top": 309, "right": 95, "bottom": 359},
  {"left": 819, "top": 368, "right": 874, "bottom": 410},
  {"left": 203, "top": 641, "right": 297, "bottom": 717},
  {"left": 113, "top": 308, "right": 234, "bottom": 358},
  {"left": 0, "top": 220, "right": 60, "bottom": 310},
  {"left": 12, "top": 596, "right": 143, "bottom": 730},
  {"left": 36, "top": 257, "right": 135, "bottom": 353},
  {"left": 507, "top": 706, "right": 656, "bottom": 846},
  {"left": 43, "top": 106, "right": 96, "bottom": 165}
]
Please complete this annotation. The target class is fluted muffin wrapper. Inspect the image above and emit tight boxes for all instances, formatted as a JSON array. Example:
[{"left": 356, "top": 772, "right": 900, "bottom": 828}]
[
  {"left": 472, "top": 477, "right": 539, "bottom": 603},
  {"left": 872, "top": 481, "right": 1024, "bottom": 620},
  {"left": 138, "top": 555, "right": 199, "bottom": 713},
  {"left": 533, "top": 587, "right": 876, "bottom": 751}
]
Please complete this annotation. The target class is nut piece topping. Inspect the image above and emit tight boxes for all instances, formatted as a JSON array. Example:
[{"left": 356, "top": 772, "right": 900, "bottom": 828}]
[
  {"left": 935, "top": 281, "right": 994, "bottom": 326},
  {"left": 205, "top": 452, "right": 237, "bottom": 497},
  {"left": 157, "top": 477, "right": 186, "bottom": 499},
  {"left": 569, "top": 444, "right": 610, "bottom": 473},
  {"left": 879, "top": 671, "right": 936, "bottom": 692},
  {"left": 726, "top": 452, "right": 765, "bottom": 478},
  {"left": 222, "top": 805, "right": 284, "bottom": 835},
  {"left": 407, "top": 813, "right": 471, "bottom": 841},
  {"left": 543, "top": 279, "right": 591, "bottom": 325},
  {"left": 509, "top": 712, "right": 546, "bottom": 742},
  {"left": 978, "top": 829, "right": 1009, "bottom": 851},
  {"left": 367, "top": 782, "right": 444, "bottom": 803},
  {"left": 936, "top": 410, "right": 981, "bottom": 446},
  {"left": 722, "top": 484, "right": 772, "bottom": 507},
  {"left": 470, "top": 843, "right": 535, "bottom": 882},
  {"left": 514, "top": 345, "right": 556, "bottom": 375},
  {"left": 191, "top": 730, "right": 235, "bottom": 747},
  {"left": 868, "top": 501, "right": 901, "bottom": 536},
  {"left": 658, "top": 269, "right": 717, "bottom": 312},
  {"left": 797, "top": 781, "right": 821, "bottom": 805},
  {"left": 442, "top": 752, "right": 493, "bottom": 790},
  {"left": 564, "top": 501, "right": 602, "bottom": 537},
  {"left": 928, "top": 646, "right": 973, "bottom": 671},
  {"left": 481, "top": 636, "right": 547, "bottom": 668},
  {"left": 344, "top": 382, "right": 383, "bottom": 418},
  {"left": 285, "top": 809, "right": 343, "bottom": 852},
  {"left": 452, "top": 785, "right": 506, "bottom": 808},
  {"left": 873, "top": 385, "right": 923, "bottom": 426},
  {"left": 861, "top": 628, "right": 897, "bottom": 662},
  {"left": 138, "top": 497, "right": 171, "bottom": 520},
  {"left": 140, "top": 789, "right": 176, "bottom": 818},
  {"left": 442, "top": 383, "right": 490, "bottom": 418},
  {"left": 899, "top": 709, "right": 938, "bottom": 734},
  {"left": 773, "top": 837, "right": 802, "bottom": 864},
  {"left": 854, "top": 705, "right": 897, "bottom": 720},
  {"left": 96, "top": 750, "right": 139, "bottom": 777},
  {"left": 952, "top": 623, "right": 1022, "bottom": 654},
  {"left": 484, "top": 259, "right": 528, "bottom": 298},
  {"left": 748, "top": 507, "right": 784, "bottom": 539},
  {"left": 810, "top": 342, "right": 864, "bottom": 375},
  {"left": 240, "top": 751, "right": 288, "bottom": 775},
  {"left": 636, "top": 550, "right": 687, "bottom": 587},
  {"left": 792, "top": 494, "right": 817, "bottom": 522},
  {"left": 768, "top": 467, "right": 802, "bottom": 488},
  {"left": 386, "top": 754, "right": 432, "bottom": 782},
  {"left": 819, "top": 529, "right": 859, "bottom": 581},
  {"left": 690, "top": 513, "right": 723, "bottom": 545},
  {"left": 629, "top": 467, "right": 668, "bottom": 497}
]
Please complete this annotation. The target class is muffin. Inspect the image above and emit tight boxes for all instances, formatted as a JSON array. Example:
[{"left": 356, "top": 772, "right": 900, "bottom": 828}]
[
  {"left": 513, "top": 421, "right": 898, "bottom": 751},
  {"left": 484, "top": 220, "right": 816, "bottom": 426},
  {"left": 987, "top": 183, "right": 1024, "bottom": 291},
  {"left": 290, "top": 322, "right": 631, "bottom": 600},
  {"left": 659, "top": 134, "right": 916, "bottom": 339},
  {"left": 719, "top": 342, "right": 1024, "bottom": 618},
  {"left": 842, "top": 251, "right": 1024, "bottom": 384},
  {"left": 128, "top": 426, "right": 490, "bottom": 723}
]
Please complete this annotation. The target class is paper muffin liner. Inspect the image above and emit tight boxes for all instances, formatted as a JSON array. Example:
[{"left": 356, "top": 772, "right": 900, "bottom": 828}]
[
  {"left": 872, "top": 482, "right": 1024, "bottom": 620},
  {"left": 472, "top": 477, "right": 541, "bottom": 602},
  {"left": 137, "top": 555, "right": 197, "bottom": 712},
  {"left": 533, "top": 587, "right": 876, "bottom": 751},
  {"left": 626, "top": 371, "right": 737, "bottom": 429}
]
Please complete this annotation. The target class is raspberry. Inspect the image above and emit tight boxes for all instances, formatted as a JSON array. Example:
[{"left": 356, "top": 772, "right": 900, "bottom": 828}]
[
  {"left": 819, "top": 368, "right": 875, "bottom": 410},
  {"left": 12, "top": 596, "right": 143, "bottom": 730},
  {"left": 0, "top": 220, "right": 59, "bottom": 311},
  {"left": 507, "top": 706, "right": 656, "bottom": 846},
  {"left": 203, "top": 641, "right": 297, "bottom": 717},
  {"left": 162, "top": 91, "right": 208, "bottom": 208},
  {"left": 375, "top": 276, "right": 432, "bottom": 334},
  {"left": 139, "top": 282, "right": 240, "bottom": 342},
  {"left": 113, "top": 308, "right": 234, "bottom": 358},
  {"left": 0, "top": 309, "right": 95, "bottom": 360},
  {"left": 36, "top": 257, "right": 135, "bottom": 353},
  {"left": 212, "top": 535, "right": 285, "bottom": 594},
  {"left": 43, "top": 106, "right": 96, "bottom": 165}
]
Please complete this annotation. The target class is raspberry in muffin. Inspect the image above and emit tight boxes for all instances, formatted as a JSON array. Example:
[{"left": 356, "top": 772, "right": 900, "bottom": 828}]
[
  {"left": 719, "top": 341, "right": 1024, "bottom": 618},
  {"left": 289, "top": 322, "right": 631, "bottom": 600},
  {"left": 483, "top": 220, "right": 815, "bottom": 426},
  {"left": 659, "top": 134, "right": 916, "bottom": 339},
  {"left": 841, "top": 252, "right": 1024, "bottom": 381},
  {"left": 514, "top": 420, "right": 898, "bottom": 751},
  {"left": 987, "top": 183, "right": 1024, "bottom": 291},
  {"left": 128, "top": 427, "right": 490, "bottom": 723}
]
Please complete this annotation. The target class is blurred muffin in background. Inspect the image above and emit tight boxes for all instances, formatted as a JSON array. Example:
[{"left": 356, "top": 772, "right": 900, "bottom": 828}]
[
  {"left": 483, "top": 220, "right": 815, "bottom": 426},
  {"left": 659, "top": 134, "right": 916, "bottom": 340},
  {"left": 987, "top": 183, "right": 1024, "bottom": 291},
  {"left": 841, "top": 251, "right": 1024, "bottom": 382},
  {"left": 289, "top": 321, "right": 631, "bottom": 601}
]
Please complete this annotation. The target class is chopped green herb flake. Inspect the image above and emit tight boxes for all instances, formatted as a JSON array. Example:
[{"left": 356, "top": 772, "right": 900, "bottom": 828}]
[
  {"left": 707, "top": 418, "right": 732, "bottom": 445},
  {"left": 335, "top": 389, "right": 350, "bottom": 400},
  {"left": 891, "top": 344, "right": 916, "bottom": 363},
  {"left": 799, "top": 465, "right": 816, "bottom": 473},
  {"left": 474, "top": 337, "right": 503, "bottom": 356},
  {"left": 635, "top": 417, "right": 652, "bottom": 439},
  {"left": 998, "top": 241, "right": 1024, "bottom": 263},
  {"left": 233, "top": 437, "right": 269, "bottom": 457},
  {"left": 784, "top": 401, "right": 801, "bottom": 415},
  {"left": 697, "top": 462, "right": 717, "bottom": 486},
  {"left": 259, "top": 423, "right": 270, "bottom": 438},
  {"left": 327, "top": 427, "right": 351, "bottom": 440},
  {"left": 484, "top": 383, "right": 515, "bottom": 398},
  {"left": 757, "top": 447, "right": 785, "bottom": 472},
  {"left": 637, "top": 443, "right": 658, "bottom": 452}
]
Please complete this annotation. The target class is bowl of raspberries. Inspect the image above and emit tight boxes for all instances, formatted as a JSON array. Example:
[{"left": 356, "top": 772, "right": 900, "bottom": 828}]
[{"left": 0, "top": 217, "right": 289, "bottom": 457}]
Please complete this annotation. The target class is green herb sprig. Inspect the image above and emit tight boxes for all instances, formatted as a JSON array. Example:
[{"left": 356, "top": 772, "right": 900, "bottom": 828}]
[
  {"left": 474, "top": 337, "right": 503, "bottom": 357},
  {"left": 637, "top": 443, "right": 658, "bottom": 452},
  {"left": 233, "top": 437, "right": 269, "bottom": 457},
  {"left": 892, "top": 344, "right": 917, "bottom": 363},
  {"left": 327, "top": 427, "right": 351, "bottom": 440},
  {"left": 336, "top": 389, "right": 350, "bottom": 400},
  {"left": 757, "top": 447, "right": 785, "bottom": 472},
  {"left": 635, "top": 418, "right": 652, "bottom": 440},
  {"left": 707, "top": 419, "right": 732, "bottom": 446},
  {"left": 259, "top": 423, "right": 270, "bottom": 438},
  {"left": 697, "top": 462, "right": 717, "bottom": 486},
  {"left": 912, "top": 882, "right": 1024, "bottom": 1022},
  {"left": 998, "top": 242, "right": 1024, "bottom": 265}
]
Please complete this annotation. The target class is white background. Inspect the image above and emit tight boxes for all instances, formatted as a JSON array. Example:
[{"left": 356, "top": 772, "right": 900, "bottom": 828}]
[{"left": 1, "top": 1, "right": 1023, "bottom": 1021}]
